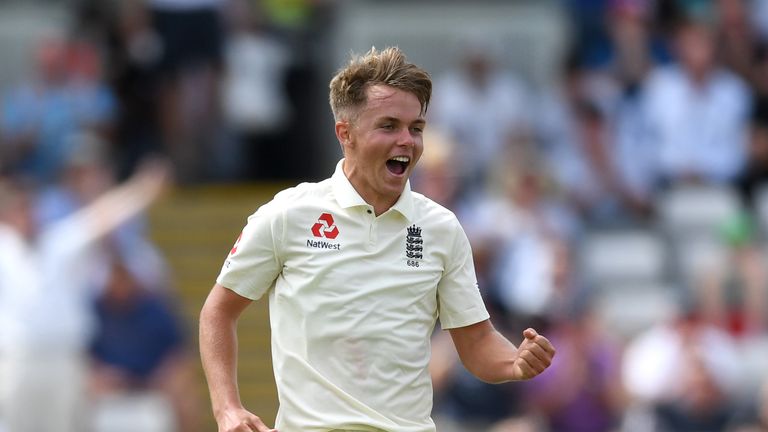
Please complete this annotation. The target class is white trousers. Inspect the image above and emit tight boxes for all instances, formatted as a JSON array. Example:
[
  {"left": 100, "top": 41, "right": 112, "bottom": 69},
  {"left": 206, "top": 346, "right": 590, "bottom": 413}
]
[{"left": 0, "top": 351, "right": 87, "bottom": 432}]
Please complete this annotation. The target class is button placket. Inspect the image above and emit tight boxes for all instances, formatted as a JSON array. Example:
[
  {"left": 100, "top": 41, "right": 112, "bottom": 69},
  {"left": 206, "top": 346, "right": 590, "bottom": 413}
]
[{"left": 368, "top": 218, "right": 377, "bottom": 246}]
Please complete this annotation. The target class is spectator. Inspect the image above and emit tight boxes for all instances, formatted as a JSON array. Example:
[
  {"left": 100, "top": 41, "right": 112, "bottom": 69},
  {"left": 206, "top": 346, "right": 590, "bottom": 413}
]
[
  {"left": 410, "top": 128, "right": 463, "bottom": 212},
  {"left": 33, "top": 131, "right": 151, "bottom": 260},
  {"left": 147, "top": 0, "right": 227, "bottom": 182},
  {"left": 695, "top": 211, "right": 767, "bottom": 336},
  {"left": 535, "top": 52, "right": 647, "bottom": 226},
  {"left": 728, "top": 377, "right": 768, "bottom": 431},
  {"left": 516, "top": 304, "right": 626, "bottom": 432},
  {"left": 561, "top": 0, "right": 613, "bottom": 68},
  {"left": 0, "top": 38, "right": 116, "bottom": 182},
  {"left": 750, "top": 43, "right": 768, "bottom": 99},
  {"left": 715, "top": 0, "right": 762, "bottom": 80},
  {"left": 221, "top": 0, "right": 293, "bottom": 180},
  {"left": 653, "top": 342, "right": 739, "bottom": 431},
  {"left": 735, "top": 97, "right": 768, "bottom": 209},
  {"left": 429, "top": 40, "right": 532, "bottom": 196},
  {"left": 621, "top": 305, "right": 745, "bottom": 430},
  {"left": 750, "top": 0, "right": 768, "bottom": 42},
  {"left": 480, "top": 168, "right": 577, "bottom": 322},
  {"left": 90, "top": 251, "right": 200, "bottom": 432},
  {"left": 104, "top": 0, "right": 165, "bottom": 180},
  {"left": 599, "top": 0, "right": 669, "bottom": 218},
  {"left": 432, "top": 166, "right": 580, "bottom": 432},
  {"left": 0, "top": 160, "right": 169, "bottom": 432},
  {"left": 642, "top": 16, "right": 751, "bottom": 184}
]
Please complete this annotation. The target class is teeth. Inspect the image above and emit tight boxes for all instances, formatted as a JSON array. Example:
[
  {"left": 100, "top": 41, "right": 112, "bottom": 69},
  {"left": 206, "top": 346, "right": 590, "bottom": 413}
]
[{"left": 390, "top": 156, "right": 410, "bottom": 163}]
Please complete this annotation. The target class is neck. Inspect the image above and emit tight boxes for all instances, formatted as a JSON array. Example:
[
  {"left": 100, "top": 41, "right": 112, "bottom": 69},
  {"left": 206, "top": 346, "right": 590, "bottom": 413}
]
[
  {"left": 0, "top": 216, "right": 35, "bottom": 243},
  {"left": 370, "top": 199, "right": 396, "bottom": 216},
  {"left": 687, "top": 66, "right": 711, "bottom": 88},
  {"left": 342, "top": 162, "right": 398, "bottom": 216}
]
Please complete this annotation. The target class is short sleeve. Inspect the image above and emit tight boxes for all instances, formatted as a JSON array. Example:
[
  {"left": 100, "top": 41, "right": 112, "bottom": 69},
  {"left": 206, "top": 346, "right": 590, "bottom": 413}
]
[
  {"left": 216, "top": 201, "right": 284, "bottom": 300},
  {"left": 436, "top": 219, "right": 489, "bottom": 329}
]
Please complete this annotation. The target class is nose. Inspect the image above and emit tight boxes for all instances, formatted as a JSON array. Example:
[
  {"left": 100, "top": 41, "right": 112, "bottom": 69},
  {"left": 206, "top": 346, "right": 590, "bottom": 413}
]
[{"left": 396, "top": 127, "right": 416, "bottom": 148}]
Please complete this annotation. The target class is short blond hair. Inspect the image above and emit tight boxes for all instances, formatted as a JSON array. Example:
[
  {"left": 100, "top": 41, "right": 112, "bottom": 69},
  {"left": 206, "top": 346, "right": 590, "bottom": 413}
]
[{"left": 329, "top": 47, "right": 432, "bottom": 122}]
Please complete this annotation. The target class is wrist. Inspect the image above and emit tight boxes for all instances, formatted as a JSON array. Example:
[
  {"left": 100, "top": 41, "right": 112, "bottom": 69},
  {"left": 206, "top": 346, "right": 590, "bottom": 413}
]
[{"left": 213, "top": 400, "right": 245, "bottom": 418}]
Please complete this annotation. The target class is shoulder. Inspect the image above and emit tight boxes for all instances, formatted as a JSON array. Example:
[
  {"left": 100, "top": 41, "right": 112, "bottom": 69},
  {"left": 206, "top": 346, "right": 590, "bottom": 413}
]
[
  {"left": 0, "top": 224, "right": 15, "bottom": 240},
  {"left": 712, "top": 69, "right": 751, "bottom": 98},
  {"left": 249, "top": 178, "right": 333, "bottom": 218},
  {"left": 491, "top": 71, "right": 528, "bottom": 94},
  {"left": 410, "top": 191, "right": 463, "bottom": 232},
  {"left": 0, "top": 225, "right": 23, "bottom": 251},
  {"left": 645, "top": 65, "right": 683, "bottom": 89}
]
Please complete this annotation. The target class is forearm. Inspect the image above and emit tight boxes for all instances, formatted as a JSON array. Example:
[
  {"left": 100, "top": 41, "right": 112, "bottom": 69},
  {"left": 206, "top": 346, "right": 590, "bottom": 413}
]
[
  {"left": 454, "top": 325, "right": 519, "bottom": 384},
  {"left": 79, "top": 174, "right": 162, "bottom": 240},
  {"left": 199, "top": 302, "right": 245, "bottom": 416},
  {"left": 450, "top": 320, "right": 554, "bottom": 384}
]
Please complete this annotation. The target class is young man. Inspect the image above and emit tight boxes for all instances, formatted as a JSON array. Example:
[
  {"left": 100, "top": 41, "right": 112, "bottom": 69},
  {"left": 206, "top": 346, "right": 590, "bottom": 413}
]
[{"left": 199, "top": 47, "right": 555, "bottom": 432}]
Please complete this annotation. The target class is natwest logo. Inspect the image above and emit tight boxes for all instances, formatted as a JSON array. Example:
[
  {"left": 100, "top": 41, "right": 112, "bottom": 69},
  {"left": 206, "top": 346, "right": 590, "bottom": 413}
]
[
  {"left": 230, "top": 232, "right": 243, "bottom": 255},
  {"left": 311, "top": 213, "right": 339, "bottom": 239}
]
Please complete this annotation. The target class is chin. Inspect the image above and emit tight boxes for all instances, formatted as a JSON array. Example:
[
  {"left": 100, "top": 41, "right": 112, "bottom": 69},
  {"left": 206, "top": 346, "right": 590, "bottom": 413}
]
[{"left": 378, "top": 182, "right": 403, "bottom": 196}]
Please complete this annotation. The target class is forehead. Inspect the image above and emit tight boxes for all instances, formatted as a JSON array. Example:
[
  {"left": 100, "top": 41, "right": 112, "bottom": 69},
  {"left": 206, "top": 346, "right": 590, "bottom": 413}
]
[{"left": 361, "top": 84, "right": 424, "bottom": 120}]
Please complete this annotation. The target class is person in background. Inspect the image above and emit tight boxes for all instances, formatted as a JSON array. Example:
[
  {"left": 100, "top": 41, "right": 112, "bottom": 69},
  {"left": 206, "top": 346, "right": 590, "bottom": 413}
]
[
  {"left": 621, "top": 303, "right": 745, "bottom": 432},
  {"left": 221, "top": 0, "right": 293, "bottom": 180},
  {"left": 735, "top": 98, "right": 768, "bottom": 209},
  {"left": 0, "top": 159, "right": 169, "bottom": 432},
  {"left": 693, "top": 208, "right": 768, "bottom": 337},
  {"left": 715, "top": 0, "right": 762, "bottom": 80},
  {"left": 147, "top": 0, "right": 226, "bottom": 182},
  {"left": 0, "top": 38, "right": 116, "bottom": 182},
  {"left": 642, "top": 16, "right": 751, "bottom": 185},
  {"left": 90, "top": 251, "right": 200, "bottom": 432},
  {"left": 516, "top": 303, "right": 626, "bottom": 432},
  {"left": 727, "top": 377, "right": 768, "bottom": 432},
  {"left": 103, "top": 0, "right": 165, "bottom": 180},
  {"left": 429, "top": 40, "right": 532, "bottom": 198}
]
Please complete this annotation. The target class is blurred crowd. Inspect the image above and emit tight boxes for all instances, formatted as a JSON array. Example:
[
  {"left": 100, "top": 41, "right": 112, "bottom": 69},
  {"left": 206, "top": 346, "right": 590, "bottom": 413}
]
[
  {"left": 420, "top": 0, "right": 768, "bottom": 431},
  {"left": 1, "top": 0, "right": 768, "bottom": 431},
  {"left": 0, "top": 0, "right": 323, "bottom": 429},
  {"left": 0, "top": 0, "right": 329, "bottom": 184}
]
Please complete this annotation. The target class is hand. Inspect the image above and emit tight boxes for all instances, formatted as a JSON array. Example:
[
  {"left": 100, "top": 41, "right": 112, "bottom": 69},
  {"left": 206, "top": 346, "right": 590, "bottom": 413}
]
[
  {"left": 132, "top": 156, "right": 174, "bottom": 198},
  {"left": 216, "top": 407, "right": 277, "bottom": 432},
  {"left": 511, "top": 328, "right": 555, "bottom": 381}
]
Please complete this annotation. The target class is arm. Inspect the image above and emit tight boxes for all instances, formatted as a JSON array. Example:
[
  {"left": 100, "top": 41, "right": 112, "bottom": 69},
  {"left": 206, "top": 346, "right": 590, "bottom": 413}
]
[
  {"left": 448, "top": 319, "right": 555, "bottom": 384},
  {"left": 199, "top": 283, "right": 277, "bottom": 432},
  {"left": 74, "top": 159, "right": 169, "bottom": 242}
]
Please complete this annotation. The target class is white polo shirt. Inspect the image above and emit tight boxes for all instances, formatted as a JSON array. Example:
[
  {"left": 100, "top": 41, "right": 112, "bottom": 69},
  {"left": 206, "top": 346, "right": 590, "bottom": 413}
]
[{"left": 217, "top": 160, "right": 489, "bottom": 432}]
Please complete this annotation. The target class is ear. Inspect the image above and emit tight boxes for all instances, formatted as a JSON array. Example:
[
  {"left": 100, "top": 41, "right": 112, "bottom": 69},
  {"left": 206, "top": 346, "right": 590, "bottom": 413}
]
[{"left": 335, "top": 120, "right": 353, "bottom": 152}]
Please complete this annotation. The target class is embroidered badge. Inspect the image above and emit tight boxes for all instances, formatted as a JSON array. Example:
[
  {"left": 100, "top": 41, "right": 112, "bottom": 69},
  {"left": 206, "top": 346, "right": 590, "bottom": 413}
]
[{"left": 406, "top": 224, "right": 423, "bottom": 267}]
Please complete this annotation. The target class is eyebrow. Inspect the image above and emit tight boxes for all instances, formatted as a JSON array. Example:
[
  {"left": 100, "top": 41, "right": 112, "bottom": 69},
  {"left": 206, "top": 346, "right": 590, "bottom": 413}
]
[{"left": 379, "top": 116, "right": 426, "bottom": 126}]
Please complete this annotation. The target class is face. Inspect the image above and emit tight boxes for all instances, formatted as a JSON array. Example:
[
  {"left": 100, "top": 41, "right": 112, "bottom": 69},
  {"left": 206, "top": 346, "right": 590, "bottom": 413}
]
[
  {"left": 750, "top": 125, "right": 768, "bottom": 162},
  {"left": 105, "top": 263, "right": 140, "bottom": 306},
  {"left": 337, "top": 84, "right": 425, "bottom": 210},
  {"left": 0, "top": 189, "right": 36, "bottom": 240},
  {"left": 676, "top": 24, "right": 716, "bottom": 78}
]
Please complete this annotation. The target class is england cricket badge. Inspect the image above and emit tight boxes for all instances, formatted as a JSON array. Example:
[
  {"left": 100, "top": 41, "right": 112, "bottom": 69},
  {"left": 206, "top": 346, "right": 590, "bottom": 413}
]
[{"left": 405, "top": 224, "right": 423, "bottom": 267}]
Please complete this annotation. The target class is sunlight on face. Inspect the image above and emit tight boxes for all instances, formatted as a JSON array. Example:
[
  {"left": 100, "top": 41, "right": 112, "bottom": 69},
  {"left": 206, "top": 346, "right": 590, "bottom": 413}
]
[{"left": 341, "top": 85, "right": 426, "bottom": 211}]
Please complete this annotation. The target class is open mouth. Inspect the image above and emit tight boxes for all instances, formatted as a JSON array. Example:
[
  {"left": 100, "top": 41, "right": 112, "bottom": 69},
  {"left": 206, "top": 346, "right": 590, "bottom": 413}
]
[{"left": 386, "top": 156, "right": 410, "bottom": 176}]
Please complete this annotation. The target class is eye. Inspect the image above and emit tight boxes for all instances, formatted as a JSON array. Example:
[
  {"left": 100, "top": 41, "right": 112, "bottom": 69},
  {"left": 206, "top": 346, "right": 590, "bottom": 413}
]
[
  {"left": 380, "top": 123, "right": 394, "bottom": 130},
  {"left": 411, "top": 126, "right": 424, "bottom": 134}
]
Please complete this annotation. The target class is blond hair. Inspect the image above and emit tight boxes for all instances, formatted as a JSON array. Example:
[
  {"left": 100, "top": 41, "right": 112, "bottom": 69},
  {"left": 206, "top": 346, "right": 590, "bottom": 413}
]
[{"left": 329, "top": 47, "right": 432, "bottom": 122}]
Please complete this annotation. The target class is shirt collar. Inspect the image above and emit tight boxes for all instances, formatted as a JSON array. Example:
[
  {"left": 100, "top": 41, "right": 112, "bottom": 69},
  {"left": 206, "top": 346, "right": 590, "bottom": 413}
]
[{"left": 331, "top": 159, "right": 414, "bottom": 222}]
